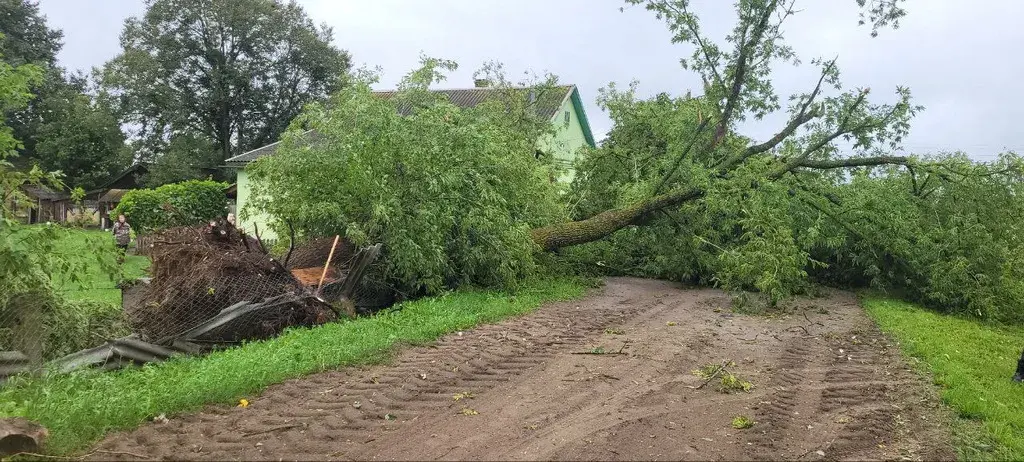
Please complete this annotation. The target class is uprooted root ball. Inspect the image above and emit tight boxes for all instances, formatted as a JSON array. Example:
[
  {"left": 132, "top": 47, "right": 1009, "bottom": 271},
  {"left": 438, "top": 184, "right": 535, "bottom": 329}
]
[{"left": 125, "top": 223, "right": 333, "bottom": 342}]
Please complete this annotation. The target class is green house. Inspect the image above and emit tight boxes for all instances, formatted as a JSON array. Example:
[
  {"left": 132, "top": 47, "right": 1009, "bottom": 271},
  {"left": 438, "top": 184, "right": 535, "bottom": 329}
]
[{"left": 225, "top": 82, "right": 597, "bottom": 241}]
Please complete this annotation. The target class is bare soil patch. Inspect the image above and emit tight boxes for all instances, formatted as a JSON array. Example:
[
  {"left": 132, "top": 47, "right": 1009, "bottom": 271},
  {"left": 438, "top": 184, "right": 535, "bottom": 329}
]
[{"left": 91, "top": 278, "right": 954, "bottom": 461}]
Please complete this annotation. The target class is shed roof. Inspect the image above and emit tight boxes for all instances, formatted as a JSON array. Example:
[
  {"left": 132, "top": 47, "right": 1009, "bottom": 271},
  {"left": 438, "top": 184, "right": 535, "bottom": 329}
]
[
  {"left": 21, "top": 184, "right": 68, "bottom": 201},
  {"left": 98, "top": 189, "right": 129, "bottom": 203}
]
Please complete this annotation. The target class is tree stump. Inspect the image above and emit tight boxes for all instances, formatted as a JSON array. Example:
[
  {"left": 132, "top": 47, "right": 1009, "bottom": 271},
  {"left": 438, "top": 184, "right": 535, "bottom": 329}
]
[{"left": 0, "top": 417, "right": 48, "bottom": 457}]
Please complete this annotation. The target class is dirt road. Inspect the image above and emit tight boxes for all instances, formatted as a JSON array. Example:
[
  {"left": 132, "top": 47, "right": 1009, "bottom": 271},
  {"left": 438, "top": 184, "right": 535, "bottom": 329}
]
[{"left": 93, "top": 278, "right": 954, "bottom": 461}]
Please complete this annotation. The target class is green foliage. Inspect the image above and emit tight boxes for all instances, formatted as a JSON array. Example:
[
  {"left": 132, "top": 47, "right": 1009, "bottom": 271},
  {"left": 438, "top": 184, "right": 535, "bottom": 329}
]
[
  {"left": 33, "top": 83, "right": 132, "bottom": 190},
  {"left": 731, "top": 415, "right": 755, "bottom": 429},
  {"left": 41, "top": 299, "right": 131, "bottom": 360},
  {"left": 99, "top": 0, "right": 352, "bottom": 177},
  {"left": 1, "top": 228, "right": 144, "bottom": 360},
  {"left": 143, "top": 134, "right": 219, "bottom": 187},
  {"left": 0, "top": 43, "right": 119, "bottom": 353},
  {"left": 864, "top": 297, "right": 1024, "bottom": 460},
  {"left": 558, "top": 1, "right": 1020, "bottom": 322},
  {"left": 248, "top": 57, "right": 566, "bottom": 295},
  {"left": 801, "top": 152, "right": 1024, "bottom": 322},
  {"left": 0, "top": 0, "right": 63, "bottom": 68},
  {"left": 114, "top": 179, "right": 229, "bottom": 233},
  {"left": 0, "top": 4, "right": 128, "bottom": 186},
  {"left": 566, "top": 90, "right": 1024, "bottom": 320},
  {"left": 0, "top": 277, "right": 586, "bottom": 455}
]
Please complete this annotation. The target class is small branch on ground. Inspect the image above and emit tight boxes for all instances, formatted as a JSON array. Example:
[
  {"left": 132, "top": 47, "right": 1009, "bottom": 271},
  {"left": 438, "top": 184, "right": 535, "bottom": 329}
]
[{"left": 687, "top": 360, "right": 730, "bottom": 390}]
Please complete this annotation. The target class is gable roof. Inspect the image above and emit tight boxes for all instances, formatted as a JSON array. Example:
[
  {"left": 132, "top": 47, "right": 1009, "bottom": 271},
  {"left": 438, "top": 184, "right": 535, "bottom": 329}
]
[
  {"left": 98, "top": 188, "right": 130, "bottom": 203},
  {"left": 86, "top": 163, "right": 151, "bottom": 195},
  {"left": 225, "top": 130, "right": 322, "bottom": 165},
  {"left": 225, "top": 85, "right": 596, "bottom": 165},
  {"left": 21, "top": 183, "right": 68, "bottom": 201},
  {"left": 374, "top": 85, "right": 573, "bottom": 120}
]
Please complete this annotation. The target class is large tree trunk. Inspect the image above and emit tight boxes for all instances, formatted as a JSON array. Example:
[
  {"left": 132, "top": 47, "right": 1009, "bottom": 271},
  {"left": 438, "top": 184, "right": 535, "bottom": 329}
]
[{"left": 531, "top": 187, "right": 704, "bottom": 251}]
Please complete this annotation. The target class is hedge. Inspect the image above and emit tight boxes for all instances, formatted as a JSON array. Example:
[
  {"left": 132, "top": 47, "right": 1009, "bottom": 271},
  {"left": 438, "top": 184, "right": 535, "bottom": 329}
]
[{"left": 113, "top": 179, "right": 228, "bottom": 233}]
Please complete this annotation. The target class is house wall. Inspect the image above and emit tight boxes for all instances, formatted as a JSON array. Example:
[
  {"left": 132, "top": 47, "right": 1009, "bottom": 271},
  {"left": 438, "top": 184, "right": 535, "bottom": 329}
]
[
  {"left": 235, "top": 169, "right": 279, "bottom": 242},
  {"left": 537, "top": 93, "right": 590, "bottom": 184}
]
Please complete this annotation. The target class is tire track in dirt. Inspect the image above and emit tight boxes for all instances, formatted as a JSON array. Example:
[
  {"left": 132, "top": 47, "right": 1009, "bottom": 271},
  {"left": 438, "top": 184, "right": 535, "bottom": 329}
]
[
  {"left": 90, "top": 278, "right": 954, "bottom": 461},
  {"left": 91, "top": 280, "right": 657, "bottom": 461}
]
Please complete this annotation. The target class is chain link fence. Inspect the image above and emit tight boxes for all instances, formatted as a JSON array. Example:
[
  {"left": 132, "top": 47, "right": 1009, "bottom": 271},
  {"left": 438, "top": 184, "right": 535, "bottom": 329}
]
[{"left": 1, "top": 221, "right": 389, "bottom": 381}]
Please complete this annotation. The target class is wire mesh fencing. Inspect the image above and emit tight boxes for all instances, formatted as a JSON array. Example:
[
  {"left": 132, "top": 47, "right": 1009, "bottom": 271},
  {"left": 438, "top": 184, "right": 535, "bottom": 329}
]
[{"left": 1, "top": 220, "right": 389, "bottom": 381}]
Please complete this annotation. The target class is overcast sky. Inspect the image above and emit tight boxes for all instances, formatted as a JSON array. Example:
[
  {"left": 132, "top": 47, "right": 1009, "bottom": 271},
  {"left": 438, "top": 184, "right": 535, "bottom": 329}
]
[{"left": 37, "top": 0, "right": 1023, "bottom": 159}]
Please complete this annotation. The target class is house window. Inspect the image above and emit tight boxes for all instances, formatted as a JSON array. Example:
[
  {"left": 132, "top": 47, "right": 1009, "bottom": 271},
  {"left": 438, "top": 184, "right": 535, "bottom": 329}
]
[{"left": 563, "top": 111, "right": 570, "bottom": 125}]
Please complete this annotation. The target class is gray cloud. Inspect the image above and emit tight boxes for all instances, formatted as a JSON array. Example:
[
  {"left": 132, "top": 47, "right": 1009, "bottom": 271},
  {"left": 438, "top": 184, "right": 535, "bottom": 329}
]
[{"left": 39, "top": 0, "right": 1022, "bottom": 159}]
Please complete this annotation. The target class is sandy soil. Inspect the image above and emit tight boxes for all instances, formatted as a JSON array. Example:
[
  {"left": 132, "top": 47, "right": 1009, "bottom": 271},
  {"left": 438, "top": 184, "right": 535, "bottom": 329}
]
[{"left": 91, "top": 277, "right": 954, "bottom": 461}]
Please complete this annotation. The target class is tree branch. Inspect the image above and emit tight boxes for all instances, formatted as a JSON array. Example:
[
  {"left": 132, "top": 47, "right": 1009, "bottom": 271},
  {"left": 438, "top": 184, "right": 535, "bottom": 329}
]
[
  {"left": 653, "top": 116, "right": 712, "bottom": 194},
  {"left": 713, "top": 0, "right": 778, "bottom": 148},
  {"left": 796, "top": 155, "right": 910, "bottom": 170},
  {"left": 715, "top": 60, "right": 834, "bottom": 170}
]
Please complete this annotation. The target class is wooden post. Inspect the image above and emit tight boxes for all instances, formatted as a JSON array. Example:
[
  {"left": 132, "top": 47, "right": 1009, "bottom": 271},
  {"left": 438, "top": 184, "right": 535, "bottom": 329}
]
[{"left": 316, "top": 235, "right": 341, "bottom": 297}]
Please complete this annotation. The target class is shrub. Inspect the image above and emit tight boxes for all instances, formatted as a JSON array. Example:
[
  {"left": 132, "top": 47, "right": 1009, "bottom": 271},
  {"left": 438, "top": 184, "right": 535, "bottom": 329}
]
[{"left": 114, "top": 179, "right": 228, "bottom": 233}]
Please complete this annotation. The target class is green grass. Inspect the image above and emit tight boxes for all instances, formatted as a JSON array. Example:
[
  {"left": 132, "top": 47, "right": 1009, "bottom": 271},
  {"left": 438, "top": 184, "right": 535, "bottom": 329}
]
[
  {"left": 863, "top": 297, "right": 1024, "bottom": 460},
  {"left": 0, "top": 277, "right": 588, "bottom": 455},
  {"left": 50, "top": 229, "right": 149, "bottom": 305}
]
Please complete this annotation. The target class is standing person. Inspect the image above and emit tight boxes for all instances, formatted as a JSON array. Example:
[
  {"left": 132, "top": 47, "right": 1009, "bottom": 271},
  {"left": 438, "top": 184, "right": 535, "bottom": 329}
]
[{"left": 112, "top": 213, "right": 131, "bottom": 263}]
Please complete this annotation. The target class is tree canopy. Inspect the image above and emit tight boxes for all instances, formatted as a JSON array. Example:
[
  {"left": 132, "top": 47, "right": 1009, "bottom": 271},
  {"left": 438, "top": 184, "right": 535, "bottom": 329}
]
[
  {"left": 99, "top": 0, "right": 352, "bottom": 183},
  {"left": 247, "top": 60, "right": 567, "bottom": 295},
  {"left": 0, "top": 0, "right": 130, "bottom": 191}
]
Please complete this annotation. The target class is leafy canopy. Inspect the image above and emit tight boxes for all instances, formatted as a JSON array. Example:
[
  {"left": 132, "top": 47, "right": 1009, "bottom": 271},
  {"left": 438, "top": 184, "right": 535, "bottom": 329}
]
[
  {"left": 0, "top": 1, "right": 130, "bottom": 189},
  {"left": 0, "top": 44, "right": 122, "bottom": 353},
  {"left": 247, "top": 58, "right": 567, "bottom": 295},
  {"left": 99, "top": 0, "right": 352, "bottom": 183}
]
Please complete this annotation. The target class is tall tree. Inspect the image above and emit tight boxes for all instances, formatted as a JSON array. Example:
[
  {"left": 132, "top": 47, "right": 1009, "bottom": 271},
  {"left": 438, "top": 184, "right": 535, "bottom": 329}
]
[
  {"left": 0, "top": 0, "right": 62, "bottom": 163},
  {"left": 99, "top": 0, "right": 352, "bottom": 181},
  {"left": 0, "top": 0, "right": 129, "bottom": 188},
  {"left": 0, "top": 0, "right": 61, "bottom": 67},
  {"left": 33, "top": 74, "right": 132, "bottom": 191}
]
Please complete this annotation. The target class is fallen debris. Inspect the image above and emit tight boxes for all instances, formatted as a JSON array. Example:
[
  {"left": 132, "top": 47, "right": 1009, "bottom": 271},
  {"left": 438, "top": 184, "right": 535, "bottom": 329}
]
[{"left": 125, "top": 221, "right": 329, "bottom": 341}]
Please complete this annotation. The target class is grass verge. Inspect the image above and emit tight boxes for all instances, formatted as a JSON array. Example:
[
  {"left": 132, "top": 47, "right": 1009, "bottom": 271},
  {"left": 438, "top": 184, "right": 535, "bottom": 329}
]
[
  {"left": 51, "top": 229, "right": 149, "bottom": 305},
  {"left": 0, "top": 277, "right": 590, "bottom": 455},
  {"left": 863, "top": 297, "right": 1024, "bottom": 460}
]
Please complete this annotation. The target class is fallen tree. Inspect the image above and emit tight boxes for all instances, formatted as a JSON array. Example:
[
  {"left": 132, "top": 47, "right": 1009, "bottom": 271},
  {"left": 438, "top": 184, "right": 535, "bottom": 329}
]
[{"left": 247, "top": 0, "right": 1024, "bottom": 321}]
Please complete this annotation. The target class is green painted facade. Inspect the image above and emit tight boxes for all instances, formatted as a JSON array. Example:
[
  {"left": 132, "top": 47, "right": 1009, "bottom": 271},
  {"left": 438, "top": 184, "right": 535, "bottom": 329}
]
[
  {"left": 539, "top": 88, "right": 595, "bottom": 183},
  {"left": 232, "top": 86, "right": 596, "bottom": 242}
]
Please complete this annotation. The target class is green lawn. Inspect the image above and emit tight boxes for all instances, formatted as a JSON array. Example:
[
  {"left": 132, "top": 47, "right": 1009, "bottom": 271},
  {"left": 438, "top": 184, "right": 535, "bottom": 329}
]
[
  {"left": 0, "top": 277, "right": 589, "bottom": 455},
  {"left": 864, "top": 298, "right": 1024, "bottom": 460},
  {"left": 50, "top": 229, "right": 150, "bottom": 305}
]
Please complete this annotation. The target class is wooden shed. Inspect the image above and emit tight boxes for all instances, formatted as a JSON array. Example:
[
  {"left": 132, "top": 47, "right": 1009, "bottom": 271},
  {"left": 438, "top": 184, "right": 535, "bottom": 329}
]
[{"left": 17, "top": 184, "right": 70, "bottom": 224}]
